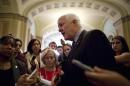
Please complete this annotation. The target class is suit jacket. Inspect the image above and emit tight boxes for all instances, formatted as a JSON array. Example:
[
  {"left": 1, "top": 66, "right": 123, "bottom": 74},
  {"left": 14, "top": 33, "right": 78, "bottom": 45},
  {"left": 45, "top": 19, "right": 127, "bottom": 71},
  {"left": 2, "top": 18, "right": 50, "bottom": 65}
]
[{"left": 58, "top": 29, "right": 117, "bottom": 86}]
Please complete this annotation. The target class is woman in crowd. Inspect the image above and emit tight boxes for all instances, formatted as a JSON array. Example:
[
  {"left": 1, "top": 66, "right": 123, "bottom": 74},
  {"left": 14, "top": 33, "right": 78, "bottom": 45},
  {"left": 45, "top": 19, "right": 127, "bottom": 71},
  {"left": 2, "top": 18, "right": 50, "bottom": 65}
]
[
  {"left": 25, "top": 39, "right": 41, "bottom": 73},
  {"left": 39, "top": 48, "right": 62, "bottom": 81},
  {"left": 0, "top": 35, "right": 37, "bottom": 86},
  {"left": 112, "top": 36, "right": 130, "bottom": 66},
  {"left": 112, "top": 36, "right": 130, "bottom": 79}
]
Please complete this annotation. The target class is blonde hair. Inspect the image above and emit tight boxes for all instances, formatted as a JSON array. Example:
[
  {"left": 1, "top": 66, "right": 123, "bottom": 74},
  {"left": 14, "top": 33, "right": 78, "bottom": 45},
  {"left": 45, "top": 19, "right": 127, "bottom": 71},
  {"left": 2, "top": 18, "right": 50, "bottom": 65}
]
[{"left": 40, "top": 48, "right": 59, "bottom": 67}]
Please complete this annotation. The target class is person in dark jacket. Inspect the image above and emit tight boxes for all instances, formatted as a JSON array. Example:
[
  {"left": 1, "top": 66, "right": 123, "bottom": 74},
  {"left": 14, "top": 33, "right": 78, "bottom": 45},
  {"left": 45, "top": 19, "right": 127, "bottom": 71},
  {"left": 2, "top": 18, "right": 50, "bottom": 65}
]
[
  {"left": 0, "top": 35, "right": 37, "bottom": 86},
  {"left": 57, "top": 13, "right": 119, "bottom": 86}
]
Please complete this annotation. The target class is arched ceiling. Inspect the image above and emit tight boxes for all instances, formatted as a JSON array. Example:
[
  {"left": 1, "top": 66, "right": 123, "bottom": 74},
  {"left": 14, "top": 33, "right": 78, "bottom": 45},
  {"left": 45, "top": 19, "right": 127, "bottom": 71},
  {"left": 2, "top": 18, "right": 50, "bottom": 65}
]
[
  {"left": 23, "top": 0, "right": 129, "bottom": 38},
  {"left": 0, "top": 0, "right": 130, "bottom": 48},
  {"left": 0, "top": 0, "right": 129, "bottom": 37}
]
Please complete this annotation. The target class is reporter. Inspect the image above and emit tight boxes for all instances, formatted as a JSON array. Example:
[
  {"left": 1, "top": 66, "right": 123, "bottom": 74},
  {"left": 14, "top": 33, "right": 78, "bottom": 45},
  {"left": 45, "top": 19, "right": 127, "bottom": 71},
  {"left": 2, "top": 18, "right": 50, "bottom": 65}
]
[
  {"left": 112, "top": 36, "right": 130, "bottom": 66},
  {"left": 112, "top": 36, "right": 130, "bottom": 79},
  {"left": 0, "top": 35, "right": 38, "bottom": 86},
  {"left": 85, "top": 67, "right": 130, "bottom": 86}
]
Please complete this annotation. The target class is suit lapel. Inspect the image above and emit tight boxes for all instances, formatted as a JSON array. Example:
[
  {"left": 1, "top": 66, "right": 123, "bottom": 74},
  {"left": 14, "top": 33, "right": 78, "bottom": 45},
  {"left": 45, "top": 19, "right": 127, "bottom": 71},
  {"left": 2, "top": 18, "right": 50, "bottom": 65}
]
[{"left": 69, "top": 30, "right": 88, "bottom": 60}]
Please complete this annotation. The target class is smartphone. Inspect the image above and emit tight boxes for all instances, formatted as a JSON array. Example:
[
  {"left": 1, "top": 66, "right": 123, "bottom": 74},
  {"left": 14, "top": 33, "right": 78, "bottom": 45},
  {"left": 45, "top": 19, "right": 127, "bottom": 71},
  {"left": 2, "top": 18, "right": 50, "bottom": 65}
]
[
  {"left": 27, "top": 68, "right": 37, "bottom": 79},
  {"left": 72, "top": 59, "right": 93, "bottom": 71}
]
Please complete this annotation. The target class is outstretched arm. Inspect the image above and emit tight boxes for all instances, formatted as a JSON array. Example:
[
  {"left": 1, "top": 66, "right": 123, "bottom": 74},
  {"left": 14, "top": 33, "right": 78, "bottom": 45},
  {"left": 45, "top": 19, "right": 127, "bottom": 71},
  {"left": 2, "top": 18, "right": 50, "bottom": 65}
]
[{"left": 85, "top": 67, "right": 130, "bottom": 86}]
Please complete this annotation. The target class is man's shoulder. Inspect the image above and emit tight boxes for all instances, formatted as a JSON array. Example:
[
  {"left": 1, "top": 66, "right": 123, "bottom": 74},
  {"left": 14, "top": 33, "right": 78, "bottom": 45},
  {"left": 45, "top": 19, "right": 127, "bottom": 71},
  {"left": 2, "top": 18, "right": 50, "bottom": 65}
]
[
  {"left": 81, "top": 29, "right": 103, "bottom": 36},
  {"left": 87, "top": 29, "right": 105, "bottom": 37},
  {"left": 88, "top": 29, "right": 103, "bottom": 34},
  {"left": 80, "top": 29, "right": 106, "bottom": 43}
]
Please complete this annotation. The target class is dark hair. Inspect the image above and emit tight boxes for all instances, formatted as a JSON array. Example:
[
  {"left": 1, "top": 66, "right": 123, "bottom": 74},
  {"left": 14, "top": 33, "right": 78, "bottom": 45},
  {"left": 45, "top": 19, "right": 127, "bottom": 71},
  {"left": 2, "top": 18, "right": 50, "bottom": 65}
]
[
  {"left": 63, "top": 43, "right": 71, "bottom": 48},
  {"left": 15, "top": 38, "right": 22, "bottom": 47},
  {"left": 57, "top": 46, "right": 62, "bottom": 48},
  {"left": 49, "top": 41, "right": 57, "bottom": 46},
  {"left": 0, "top": 35, "right": 15, "bottom": 47},
  {"left": 113, "top": 36, "right": 129, "bottom": 53},
  {"left": 64, "top": 43, "right": 71, "bottom": 47},
  {"left": 27, "top": 39, "right": 41, "bottom": 54}
]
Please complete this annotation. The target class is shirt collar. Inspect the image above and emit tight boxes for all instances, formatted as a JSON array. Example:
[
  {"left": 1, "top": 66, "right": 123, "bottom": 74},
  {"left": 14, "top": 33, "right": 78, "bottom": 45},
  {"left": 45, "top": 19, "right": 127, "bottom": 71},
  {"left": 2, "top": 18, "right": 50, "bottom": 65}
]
[{"left": 74, "top": 28, "right": 83, "bottom": 42}]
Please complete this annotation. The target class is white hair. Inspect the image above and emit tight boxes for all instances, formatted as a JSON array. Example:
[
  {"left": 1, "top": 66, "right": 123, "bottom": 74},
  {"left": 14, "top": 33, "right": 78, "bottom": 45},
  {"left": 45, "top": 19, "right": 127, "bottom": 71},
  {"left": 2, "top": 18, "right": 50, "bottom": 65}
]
[
  {"left": 60, "top": 13, "right": 81, "bottom": 26},
  {"left": 40, "top": 48, "right": 59, "bottom": 67}
]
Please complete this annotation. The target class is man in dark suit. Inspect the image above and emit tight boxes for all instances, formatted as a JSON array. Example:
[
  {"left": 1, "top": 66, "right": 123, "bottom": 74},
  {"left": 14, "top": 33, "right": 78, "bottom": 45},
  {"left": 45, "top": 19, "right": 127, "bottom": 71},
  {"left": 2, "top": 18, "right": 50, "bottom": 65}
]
[{"left": 57, "top": 13, "right": 118, "bottom": 86}]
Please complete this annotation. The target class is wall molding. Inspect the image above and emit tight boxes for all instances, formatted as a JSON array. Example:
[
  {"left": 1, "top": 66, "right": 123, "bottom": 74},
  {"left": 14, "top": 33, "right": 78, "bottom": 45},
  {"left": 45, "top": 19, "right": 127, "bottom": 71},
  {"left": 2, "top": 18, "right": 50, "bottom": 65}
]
[
  {"left": 114, "top": 15, "right": 130, "bottom": 26},
  {"left": 0, "top": 13, "right": 27, "bottom": 22}
]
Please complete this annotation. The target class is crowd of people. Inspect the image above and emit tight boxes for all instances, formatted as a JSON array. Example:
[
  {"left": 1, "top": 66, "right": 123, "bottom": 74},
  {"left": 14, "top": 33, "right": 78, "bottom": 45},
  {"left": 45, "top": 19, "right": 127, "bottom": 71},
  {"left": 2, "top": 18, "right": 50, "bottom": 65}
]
[{"left": 0, "top": 13, "right": 130, "bottom": 86}]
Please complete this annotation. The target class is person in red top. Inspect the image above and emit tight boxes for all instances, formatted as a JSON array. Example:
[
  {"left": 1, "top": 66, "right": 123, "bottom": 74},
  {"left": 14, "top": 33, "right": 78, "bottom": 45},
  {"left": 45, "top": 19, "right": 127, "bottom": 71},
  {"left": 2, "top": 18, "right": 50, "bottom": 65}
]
[{"left": 39, "top": 48, "right": 62, "bottom": 81}]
